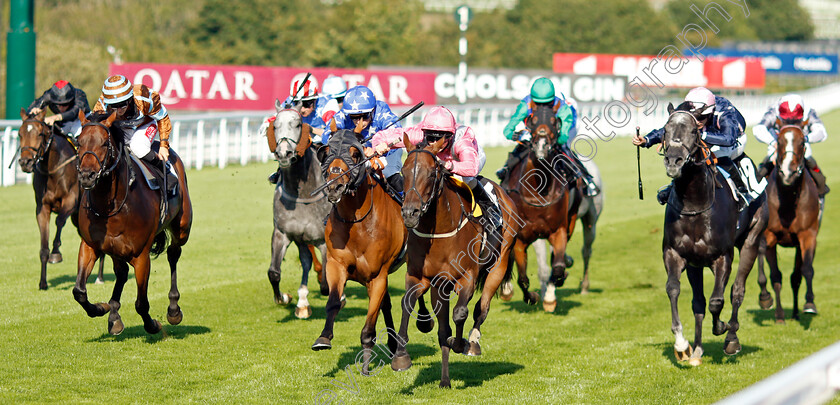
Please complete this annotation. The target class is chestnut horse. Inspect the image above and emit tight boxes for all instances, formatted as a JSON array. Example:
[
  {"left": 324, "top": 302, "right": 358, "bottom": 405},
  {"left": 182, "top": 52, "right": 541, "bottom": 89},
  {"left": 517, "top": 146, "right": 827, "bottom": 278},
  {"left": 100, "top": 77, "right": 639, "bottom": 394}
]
[
  {"left": 265, "top": 100, "right": 330, "bottom": 319},
  {"left": 17, "top": 108, "right": 103, "bottom": 289},
  {"left": 659, "top": 103, "right": 767, "bottom": 366},
  {"left": 501, "top": 101, "right": 582, "bottom": 311},
  {"left": 72, "top": 111, "right": 192, "bottom": 335},
  {"left": 391, "top": 134, "right": 521, "bottom": 388},
  {"left": 311, "top": 129, "right": 419, "bottom": 375},
  {"left": 755, "top": 124, "right": 821, "bottom": 322}
]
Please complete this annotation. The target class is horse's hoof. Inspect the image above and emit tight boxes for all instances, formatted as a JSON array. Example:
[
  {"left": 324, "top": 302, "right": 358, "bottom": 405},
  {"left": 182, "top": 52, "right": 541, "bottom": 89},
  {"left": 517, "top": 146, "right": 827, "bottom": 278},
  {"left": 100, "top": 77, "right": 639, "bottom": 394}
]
[
  {"left": 145, "top": 319, "right": 163, "bottom": 334},
  {"left": 580, "top": 282, "right": 590, "bottom": 295},
  {"left": 295, "top": 306, "right": 312, "bottom": 319},
  {"left": 311, "top": 337, "right": 332, "bottom": 351},
  {"left": 108, "top": 319, "right": 124, "bottom": 335},
  {"left": 466, "top": 342, "right": 482, "bottom": 356},
  {"left": 775, "top": 318, "right": 786, "bottom": 325},
  {"left": 439, "top": 380, "right": 451, "bottom": 389},
  {"left": 500, "top": 291, "right": 513, "bottom": 301},
  {"left": 391, "top": 354, "right": 412, "bottom": 371},
  {"left": 500, "top": 282, "right": 513, "bottom": 301},
  {"left": 551, "top": 270, "right": 570, "bottom": 287},
  {"left": 91, "top": 302, "right": 110, "bottom": 317},
  {"left": 416, "top": 317, "right": 434, "bottom": 334},
  {"left": 339, "top": 296, "right": 347, "bottom": 310},
  {"left": 274, "top": 292, "right": 292, "bottom": 305},
  {"left": 94, "top": 277, "right": 105, "bottom": 285},
  {"left": 712, "top": 320, "right": 728, "bottom": 336},
  {"left": 564, "top": 254, "right": 574, "bottom": 268},
  {"left": 167, "top": 308, "right": 183, "bottom": 325},
  {"left": 39, "top": 283, "right": 48, "bottom": 291},
  {"left": 688, "top": 357, "right": 702, "bottom": 366},
  {"left": 674, "top": 345, "right": 693, "bottom": 362},
  {"left": 543, "top": 300, "right": 557, "bottom": 313},
  {"left": 759, "top": 292, "right": 773, "bottom": 310},
  {"left": 804, "top": 302, "right": 817, "bottom": 314},
  {"left": 48, "top": 253, "right": 63, "bottom": 264},
  {"left": 446, "top": 337, "right": 468, "bottom": 354},
  {"left": 724, "top": 339, "right": 741, "bottom": 356}
]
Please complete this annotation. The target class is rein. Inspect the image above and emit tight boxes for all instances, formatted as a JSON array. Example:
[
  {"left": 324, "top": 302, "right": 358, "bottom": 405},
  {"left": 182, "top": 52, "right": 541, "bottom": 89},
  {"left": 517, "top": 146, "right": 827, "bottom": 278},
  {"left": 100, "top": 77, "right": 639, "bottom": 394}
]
[
  {"left": 83, "top": 149, "right": 130, "bottom": 218},
  {"left": 662, "top": 111, "right": 717, "bottom": 216},
  {"left": 504, "top": 147, "right": 565, "bottom": 207},
  {"left": 332, "top": 175, "right": 375, "bottom": 223},
  {"left": 78, "top": 121, "right": 130, "bottom": 217}
]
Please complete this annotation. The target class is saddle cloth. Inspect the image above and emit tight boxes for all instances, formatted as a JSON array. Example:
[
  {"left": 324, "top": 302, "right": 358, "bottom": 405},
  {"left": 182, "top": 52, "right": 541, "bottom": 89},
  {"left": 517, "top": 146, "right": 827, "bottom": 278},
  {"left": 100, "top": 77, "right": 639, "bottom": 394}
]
[
  {"left": 447, "top": 176, "right": 483, "bottom": 217},
  {"left": 128, "top": 153, "right": 178, "bottom": 193}
]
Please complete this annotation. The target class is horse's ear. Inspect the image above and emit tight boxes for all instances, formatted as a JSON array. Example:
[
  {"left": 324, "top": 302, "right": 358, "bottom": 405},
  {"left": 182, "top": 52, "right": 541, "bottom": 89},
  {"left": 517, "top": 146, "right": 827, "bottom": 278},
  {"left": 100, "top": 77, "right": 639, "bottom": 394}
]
[
  {"left": 529, "top": 100, "right": 536, "bottom": 111},
  {"left": 667, "top": 102, "right": 675, "bottom": 115},
  {"left": 553, "top": 100, "right": 562, "bottom": 113},
  {"left": 316, "top": 145, "right": 330, "bottom": 163},
  {"left": 104, "top": 111, "right": 117, "bottom": 127},
  {"left": 78, "top": 110, "right": 88, "bottom": 125},
  {"left": 329, "top": 118, "right": 337, "bottom": 134},
  {"left": 296, "top": 124, "right": 312, "bottom": 157},
  {"left": 20, "top": 107, "right": 27, "bottom": 120},
  {"left": 265, "top": 120, "right": 277, "bottom": 153},
  {"left": 35, "top": 108, "right": 47, "bottom": 120},
  {"left": 775, "top": 117, "right": 783, "bottom": 129},
  {"left": 403, "top": 132, "right": 414, "bottom": 150},
  {"left": 275, "top": 98, "right": 283, "bottom": 113}
]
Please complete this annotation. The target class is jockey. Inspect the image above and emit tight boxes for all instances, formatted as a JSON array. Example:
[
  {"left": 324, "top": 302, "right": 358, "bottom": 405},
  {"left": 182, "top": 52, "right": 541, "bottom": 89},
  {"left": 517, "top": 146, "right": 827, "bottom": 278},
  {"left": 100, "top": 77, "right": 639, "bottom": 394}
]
[
  {"left": 496, "top": 77, "right": 599, "bottom": 196},
  {"left": 265, "top": 78, "right": 327, "bottom": 184},
  {"left": 317, "top": 76, "right": 347, "bottom": 125},
  {"left": 322, "top": 85, "right": 403, "bottom": 193},
  {"left": 93, "top": 75, "right": 173, "bottom": 169},
  {"left": 27, "top": 80, "right": 91, "bottom": 140},
  {"left": 752, "top": 94, "right": 829, "bottom": 197},
  {"left": 369, "top": 106, "right": 501, "bottom": 229},
  {"left": 633, "top": 87, "right": 764, "bottom": 207}
]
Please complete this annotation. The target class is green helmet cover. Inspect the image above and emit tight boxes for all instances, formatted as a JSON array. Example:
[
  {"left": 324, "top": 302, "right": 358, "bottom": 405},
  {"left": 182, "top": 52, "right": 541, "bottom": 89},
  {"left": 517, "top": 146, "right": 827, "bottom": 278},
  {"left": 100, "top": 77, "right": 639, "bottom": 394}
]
[{"left": 530, "top": 78, "right": 555, "bottom": 103}]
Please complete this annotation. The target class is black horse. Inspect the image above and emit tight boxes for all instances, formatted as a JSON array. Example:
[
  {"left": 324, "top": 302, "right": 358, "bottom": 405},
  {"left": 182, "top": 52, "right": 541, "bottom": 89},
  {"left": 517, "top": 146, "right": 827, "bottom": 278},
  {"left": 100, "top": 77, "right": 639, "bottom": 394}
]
[{"left": 659, "top": 102, "right": 768, "bottom": 366}]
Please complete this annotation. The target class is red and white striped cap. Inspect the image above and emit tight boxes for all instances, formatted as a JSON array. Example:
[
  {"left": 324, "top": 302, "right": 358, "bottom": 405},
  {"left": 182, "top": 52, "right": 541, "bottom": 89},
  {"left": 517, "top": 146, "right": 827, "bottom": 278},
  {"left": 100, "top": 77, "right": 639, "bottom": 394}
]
[
  {"left": 101, "top": 75, "right": 133, "bottom": 104},
  {"left": 290, "top": 79, "right": 319, "bottom": 101}
]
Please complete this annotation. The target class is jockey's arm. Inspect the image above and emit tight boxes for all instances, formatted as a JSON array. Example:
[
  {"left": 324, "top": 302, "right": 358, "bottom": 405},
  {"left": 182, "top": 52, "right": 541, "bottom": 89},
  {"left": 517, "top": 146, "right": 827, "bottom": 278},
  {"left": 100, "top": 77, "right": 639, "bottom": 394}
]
[
  {"left": 638, "top": 127, "right": 665, "bottom": 148},
  {"left": 26, "top": 89, "right": 52, "bottom": 115},
  {"left": 752, "top": 107, "right": 778, "bottom": 145},
  {"left": 556, "top": 103, "right": 574, "bottom": 145},
  {"left": 701, "top": 112, "right": 739, "bottom": 147},
  {"left": 805, "top": 109, "right": 827, "bottom": 143},
  {"left": 503, "top": 100, "right": 530, "bottom": 140},
  {"left": 446, "top": 128, "right": 480, "bottom": 177},
  {"left": 59, "top": 90, "right": 90, "bottom": 123}
]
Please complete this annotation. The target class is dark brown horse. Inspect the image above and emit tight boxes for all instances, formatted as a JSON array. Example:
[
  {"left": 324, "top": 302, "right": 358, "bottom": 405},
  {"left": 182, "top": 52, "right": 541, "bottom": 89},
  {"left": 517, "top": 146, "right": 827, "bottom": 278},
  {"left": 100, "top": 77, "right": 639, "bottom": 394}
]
[
  {"left": 391, "top": 134, "right": 521, "bottom": 388},
  {"left": 311, "top": 129, "right": 412, "bottom": 375},
  {"left": 72, "top": 111, "right": 192, "bottom": 335},
  {"left": 659, "top": 103, "right": 767, "bottom": 366},
  {"left": 17, "top": 108, "right": 103, "bottom": 289},
  {"left": 756, "top": 124, "right": 821, "bottom": 322},
  {"left": 501, "top": 101, "right": 582, "bottom": 311}
]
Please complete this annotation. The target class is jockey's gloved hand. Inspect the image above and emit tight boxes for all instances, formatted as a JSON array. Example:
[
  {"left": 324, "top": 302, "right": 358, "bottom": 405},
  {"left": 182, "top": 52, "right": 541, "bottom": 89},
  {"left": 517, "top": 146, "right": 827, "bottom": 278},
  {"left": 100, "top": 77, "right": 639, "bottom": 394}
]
[{"left": 514, "top": 130, "right": 531, "bottom": 142}]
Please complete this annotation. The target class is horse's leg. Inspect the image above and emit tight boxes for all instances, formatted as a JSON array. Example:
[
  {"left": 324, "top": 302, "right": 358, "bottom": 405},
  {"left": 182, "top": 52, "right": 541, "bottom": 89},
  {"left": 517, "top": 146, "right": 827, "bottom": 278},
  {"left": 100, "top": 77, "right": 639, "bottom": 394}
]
[
  {"left": 36, "top": 203, "right": 51, "bottom": 290},
  {"left": 548, "top": 227, "right": 570, "bottom": 287},
  {"left": 709, "top": 254, "right": 733, "bottom": 337},
  {"left": 685, "top": 265, "right": 705, "bottom": 366},
  {"left": 107, "top": 259, "right": 130, "bottom": 335},
  {"left": 315, "top": 242, "right": 329, "bottom": 296},
  {"left": 534, "top": 240, "right": 555, "bottom": 311},
  {"left": 312, "top": 259, "right": 347, "bottom": 351},
  {"left": 95, "top": 254, "right": 106, "bottom": 284},
  {"left": 380, "top": 288, "right": 400, "bottom": 355},
  {"left": 765, "top": 234, "right": 785, "bottom": 323},
  {"left": 664, "top": 248, "right": 691, "bottom": 362},
  {"left": 513, "top": 239, "right": 538, "bottom": 305},
  {"left": 73, "top": 242, "right": 110, "bottom": 318},
  {"left": 791, "top": 245, "right": 803, "bottom": 321},
  {"left": 579, "top": 208, "right": 597, "bottom": 295},
  {"left": 268, "top": 229, "right": 293, "bottom": 305},
  {"left": 756, "top": 235, "right": 772, "bottom": 309},
  {"left": 799, "top": 231, "right": 818, "bottom": 315},
  {"left": 391, "top": 274, "right": 430, "bottom": 371},
  {"left": 166, "top": 245, "right": 184, "bottom": 325},
  {"left": 447, "top": 277, "right": 475, "bottom": 355},
  {"left": 131, "top": 253, "right": 163, "bottom": 334},
  {"left": 359, "top": 275, "right": 387, "bottom": 375},
  {"left": 724, "top": 239, "right": 760, "bottom": 356},
  {"left": 415, "top": 293, "right": 434, "bottom": 333},
  {"left": 50, "top": 207, "right": 71, "bottom": 264},
  {"left": 295, "top": 241, "right": 313, "bottom": 319},
  {"left": 469, "top": 244, "right": 513, "bottom": 356},
  {"left": 431, "top": 286, "right": 453, "bottom": 389}
]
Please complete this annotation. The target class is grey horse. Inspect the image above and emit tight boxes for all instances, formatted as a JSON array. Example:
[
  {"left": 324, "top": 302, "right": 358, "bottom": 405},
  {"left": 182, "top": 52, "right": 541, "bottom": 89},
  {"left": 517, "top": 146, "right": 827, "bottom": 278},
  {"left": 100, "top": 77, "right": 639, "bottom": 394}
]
[{"left": 265, "top": 99, "right": 331, "bottom": 319}]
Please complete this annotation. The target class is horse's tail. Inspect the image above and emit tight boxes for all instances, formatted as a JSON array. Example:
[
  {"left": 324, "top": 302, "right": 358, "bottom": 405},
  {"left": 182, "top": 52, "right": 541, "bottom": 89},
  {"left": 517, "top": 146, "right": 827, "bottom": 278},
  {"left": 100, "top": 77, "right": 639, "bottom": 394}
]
[
  {"left": 150, "top": 230, "right": 170, "bottom": 259},
  {"left": 476, "top": 251, "right": 514, "bottom": 293}
]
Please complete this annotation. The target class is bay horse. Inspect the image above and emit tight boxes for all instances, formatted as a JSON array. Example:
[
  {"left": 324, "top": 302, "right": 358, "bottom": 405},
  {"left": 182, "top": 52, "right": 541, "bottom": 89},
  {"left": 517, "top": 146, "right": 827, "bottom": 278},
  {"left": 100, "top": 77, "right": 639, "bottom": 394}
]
[
  {"left": 17, "top": 108, "right": 103, "bottom": 289},
  {"left": 659, "top": 102, "right": 767, "bottom": 366},
  {"left": 755, "top": 124, "right": 821, "bottom": 323},
  {"left": 501, "top": 101, "right": 583, "bottom": 311},
  {"left": 311, "top": 129, "right": 419, "bottom": 376},
  {"left": 391, "top": 134, "right": 521, "bottom": 388},
  {"left": 72, "top": 111, "right": 192, "bottom": 335},
  {"left": 265, "top": 100, "right": 330, "bottom": 319}
]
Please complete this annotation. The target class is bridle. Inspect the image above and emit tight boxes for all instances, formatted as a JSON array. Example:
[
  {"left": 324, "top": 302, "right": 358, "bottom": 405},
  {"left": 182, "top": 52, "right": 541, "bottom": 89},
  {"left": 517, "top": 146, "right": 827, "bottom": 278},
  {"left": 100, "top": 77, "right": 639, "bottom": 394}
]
[
  {"left": 404, "top": 148, "right": 447, "bottom": 215},
  {"left": 75, "top": 121, "right": 124, "bottom": 190},
  {"left": 776, "top": 125, "right": 805, "bottom": 180},
  {"left": 18, "top": 118, "right": 54, "bottom": 172},
  {"left": 273, "top": 109, "right": 304, "bottom": 161},
  {"left": 660, "top": 111, "right": 714, "bottom": 167}
]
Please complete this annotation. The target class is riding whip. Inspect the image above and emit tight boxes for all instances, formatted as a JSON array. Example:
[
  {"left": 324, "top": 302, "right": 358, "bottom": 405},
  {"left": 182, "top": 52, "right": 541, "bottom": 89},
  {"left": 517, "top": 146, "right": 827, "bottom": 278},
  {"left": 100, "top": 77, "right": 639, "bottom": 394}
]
[
  {"left": 636, "top": 126, "right": 643, "bottom": 200},
  {"left": 290, "top": 72, "right": 313, "bottom": 102},
  {"left": 311, "top": 101, "right": 426, "bottom": 196}
]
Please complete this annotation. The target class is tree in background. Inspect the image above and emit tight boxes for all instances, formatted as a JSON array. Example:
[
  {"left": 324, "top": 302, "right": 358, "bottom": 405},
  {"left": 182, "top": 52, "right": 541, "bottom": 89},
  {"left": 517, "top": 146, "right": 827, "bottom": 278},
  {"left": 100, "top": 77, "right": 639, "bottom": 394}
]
[{"left": 665, "top": 0, "right": 813, "bottom": 42}]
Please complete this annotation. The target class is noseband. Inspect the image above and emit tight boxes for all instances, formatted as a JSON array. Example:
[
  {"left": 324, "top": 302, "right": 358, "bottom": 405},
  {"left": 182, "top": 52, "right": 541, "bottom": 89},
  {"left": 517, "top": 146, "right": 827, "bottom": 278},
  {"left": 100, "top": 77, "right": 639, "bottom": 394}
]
[
  {"left": 661, "top": 111, "right": 714, "bottom": 166},
  {"left": 404, "top": 148, "right": 447, "bottom": 215},
  {"left": 19, "top": 118, "right": 54, "bottom": 171},
  {"left": 76, "top": 121, "right": 123, "bottom": 190},
  {"left": 274, "top": 109, "right": 304, "bottom": 160}
]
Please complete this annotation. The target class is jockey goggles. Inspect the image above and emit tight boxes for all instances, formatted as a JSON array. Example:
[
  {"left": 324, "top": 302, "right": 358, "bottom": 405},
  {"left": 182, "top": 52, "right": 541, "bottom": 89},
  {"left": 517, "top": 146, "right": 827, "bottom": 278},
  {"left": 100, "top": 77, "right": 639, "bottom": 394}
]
[
  {"left": 301, "top": 99, "right": 316, "bottom": 109},
  {"left": 424, "top": 130, "right": 452, "bottom": 142},
  {"left": 348, "top": 112, "right": 372, "bottom": 122},
  {"left": 108, "top": 99, "right": 132, "bottom": 110}
]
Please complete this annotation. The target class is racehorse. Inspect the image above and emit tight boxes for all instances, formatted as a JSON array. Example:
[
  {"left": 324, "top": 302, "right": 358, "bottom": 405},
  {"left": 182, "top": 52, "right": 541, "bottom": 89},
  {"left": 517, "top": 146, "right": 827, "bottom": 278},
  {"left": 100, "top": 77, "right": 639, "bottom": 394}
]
[
  {"left": 311, "top": 129, "right": 420, "bottom": 376},
  {"left": 755, "top": 124, "right": 821, "bottom": 323},
  {"left": 391, "top": 134, "right": 521, "bottom": 388},
  {"left": 265, "top": 99, "right": 330, "bottom": 319},
  {"left": 500, "top": 101, "right": 583, "bottom": 311},
  {"left": 17, "top": 108, "right": 104, "bottom": 289},
  {"left": 72, "top": 111, "right": 192, "bottom": 335},
  {"left": 659, "top": 102, "right": 767, "bottom": 366}
]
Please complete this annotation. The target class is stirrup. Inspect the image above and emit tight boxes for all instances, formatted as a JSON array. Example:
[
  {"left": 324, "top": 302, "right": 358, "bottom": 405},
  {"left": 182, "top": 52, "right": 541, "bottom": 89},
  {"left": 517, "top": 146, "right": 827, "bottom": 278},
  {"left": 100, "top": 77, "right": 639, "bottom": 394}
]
[
  {"left": 656, "top": 185, "right": 671, "bottom": 206},
  {"left": 584, "top": 179, "right": 600, "bottom": 197}
]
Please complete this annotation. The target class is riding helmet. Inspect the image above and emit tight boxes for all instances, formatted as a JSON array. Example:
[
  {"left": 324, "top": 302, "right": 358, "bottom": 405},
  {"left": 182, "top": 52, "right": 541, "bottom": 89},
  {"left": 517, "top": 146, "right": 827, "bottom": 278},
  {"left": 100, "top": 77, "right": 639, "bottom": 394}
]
[
  {"left": 49, "top": 80, "right": 75, "bottom": 104},
  {"left": 530, "top": 78, "right": 556, "bottom": 104}
]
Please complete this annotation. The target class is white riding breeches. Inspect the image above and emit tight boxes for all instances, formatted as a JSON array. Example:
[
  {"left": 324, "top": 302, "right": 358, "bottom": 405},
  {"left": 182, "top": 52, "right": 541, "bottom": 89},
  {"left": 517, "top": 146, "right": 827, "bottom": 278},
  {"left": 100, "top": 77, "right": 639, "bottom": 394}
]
[
  {"left": 59, "top": 119, "right": 82, "bottom": 137},
  {"left": 709, "top": 131, "right": 747, "bottom": 160},
  {"left": 128, "top": 121, "right": 159, "bottom": 158}
]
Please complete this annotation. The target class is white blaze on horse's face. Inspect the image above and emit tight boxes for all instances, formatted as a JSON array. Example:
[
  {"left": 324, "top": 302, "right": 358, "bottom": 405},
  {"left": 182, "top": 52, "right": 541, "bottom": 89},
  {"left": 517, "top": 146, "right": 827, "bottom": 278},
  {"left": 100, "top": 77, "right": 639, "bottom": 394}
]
[
  {"left": 274, "top": 109, "right": 303, "bottom": 167},
  {"left": 534, "top": 137, "right": 548, "bottom": 160},
  {"left": 778, "top": 129, "right": 803, "bottom": 186}
]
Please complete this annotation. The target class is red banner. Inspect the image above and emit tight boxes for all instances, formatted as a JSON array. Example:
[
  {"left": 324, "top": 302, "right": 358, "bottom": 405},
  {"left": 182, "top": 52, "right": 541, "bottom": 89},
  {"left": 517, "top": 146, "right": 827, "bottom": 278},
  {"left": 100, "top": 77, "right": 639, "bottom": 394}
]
[
  {"left": 552, "top": 53, "right": 765, "bottom": 89},
  {"left": 108, "top": 63, "right": 438, "bottom": 111}
]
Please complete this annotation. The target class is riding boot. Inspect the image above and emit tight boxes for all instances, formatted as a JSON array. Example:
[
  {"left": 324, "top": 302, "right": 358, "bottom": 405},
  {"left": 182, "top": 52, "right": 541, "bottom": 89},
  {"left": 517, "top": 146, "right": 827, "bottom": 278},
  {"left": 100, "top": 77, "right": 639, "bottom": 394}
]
[
  {"left": 387, "top": 173, "right": 404, "bottom": 194},
  {"left": 718, "top": 157, "right": 749, "bottom": 210},
  {"left": 268, "top": 165, "right": 281, "bottom": 184},
  {"left": 805, "top": 157, "right": 829, "bottom": 196},
  {"left": 657, "top": 184, "right": 672, "bottom": 205},
  {"left": 757, "top": 155, "right": 774, "bottom": 178},
  {"left": 563, "top": 147, "right": 600, "bottom": 196},
  {"left": 496, "top": 143, "right": 528, "bottom": 182},
  {"left": 471, "top": 182, "right": 502, "bottom": 232}
]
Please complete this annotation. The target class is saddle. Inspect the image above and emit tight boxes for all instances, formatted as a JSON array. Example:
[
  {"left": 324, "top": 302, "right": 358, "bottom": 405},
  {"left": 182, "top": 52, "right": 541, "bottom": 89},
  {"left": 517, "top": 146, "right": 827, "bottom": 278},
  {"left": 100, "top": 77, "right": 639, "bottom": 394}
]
[
  {"left": 128, "top": 150, "right": 179, "bottom": 227},
  {"left": 447, "top": 176, "right": 483, "bottom": 218}
]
